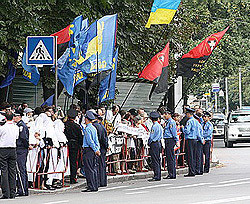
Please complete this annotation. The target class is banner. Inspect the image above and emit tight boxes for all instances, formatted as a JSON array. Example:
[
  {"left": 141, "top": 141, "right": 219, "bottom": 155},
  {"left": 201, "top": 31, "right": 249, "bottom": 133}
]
[
  {"left": 177, "top": 27, "right": 229, "bottom": 78},
  {"left": 146, "top": 0, "right": 181, "bottom": 28},
  {"left": 98, "top": 48, "right": 118, "bottom": 103}
]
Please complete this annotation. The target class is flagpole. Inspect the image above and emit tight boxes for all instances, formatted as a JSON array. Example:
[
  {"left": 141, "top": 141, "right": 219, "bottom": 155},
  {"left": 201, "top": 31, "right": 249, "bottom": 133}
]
[
  {"left": 55, "top": 36, "right": 58, "bottom": 108},
  {"left": 96, "top": 22, "right": 100, "bottom": 106},
  {"left": 120, "top": 25, "right": 169, "bottom": 109}
]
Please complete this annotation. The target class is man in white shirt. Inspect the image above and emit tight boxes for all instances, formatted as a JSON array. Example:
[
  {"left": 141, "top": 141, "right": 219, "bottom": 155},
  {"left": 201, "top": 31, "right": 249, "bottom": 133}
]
[{"left": 0, "top": 112, "right": 19, "bottom": 199}]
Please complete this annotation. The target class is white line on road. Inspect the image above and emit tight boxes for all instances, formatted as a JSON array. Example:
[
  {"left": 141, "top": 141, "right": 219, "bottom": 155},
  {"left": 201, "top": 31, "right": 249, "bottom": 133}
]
[
  {"left": 210, "top": 181, "right": 250, "bottom": 188},
  {"left": 125, "top": 191, "right": 149, "bottom": 195},
  {"left": 166, "top": 183, "right": 212, "bottom": 190},
  {"left": 98, "top": 185, "right": 129, "bottom": 192},
  {"left": 191, "top": 196, "right": 250, "bottom": 204},
  {"left": 125, "top": 183, "right": 172, "bottom": 191},
  {"left": 43, "top": 201, "right": 69, "bottom": 204},
  {"left": 219, "top": 177, "right": 250, "bottom": 184}
]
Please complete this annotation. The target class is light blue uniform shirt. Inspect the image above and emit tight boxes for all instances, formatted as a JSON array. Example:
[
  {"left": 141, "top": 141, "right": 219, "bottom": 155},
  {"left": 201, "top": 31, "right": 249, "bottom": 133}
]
[
  {"left": 203, "top": 121, "right": 213, "bottom": 141},
  {"left": 163, "top": 118, "right": 179, "bottom": 142},
  {"left": 184, "top": 116, "right": 198, "bottom": 140},
  {"left": 148, "top": 121, "right": 163, "bottom": 145},
  {"left": 83, "top": 123, "right": 100, "bottom": 152}
]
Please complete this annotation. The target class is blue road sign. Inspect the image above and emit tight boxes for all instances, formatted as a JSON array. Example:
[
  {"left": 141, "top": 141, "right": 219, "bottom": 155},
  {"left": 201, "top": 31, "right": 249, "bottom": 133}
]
[{"left": 26, "top": 36, "right": 55, "bottom": 65}]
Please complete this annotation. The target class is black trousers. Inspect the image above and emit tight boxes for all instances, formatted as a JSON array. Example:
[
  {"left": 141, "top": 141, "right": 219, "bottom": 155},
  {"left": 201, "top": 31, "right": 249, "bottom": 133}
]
[
  {"left": 165, "top": 138, "right": 176, "bottom": 178},
  {"left": 203, "top": 141, "right": 211, "bottom": 173},
  {"left": 0, "top": 148, "right": 17, "bottom": 198},
  {"left": 68, "top": 147, "right": 79, "bottom": 182},
  {"left": 83, "top": 148, "right": 98, "bottom": 191},
  {"left": 97, "top": 148, "right": 107, "bottom": 187},
  {"left": 186, "top": 139, "right": 197, "bottom": 176},
  {"left": 149, "top": 142, "right": 161, "bottom": 180},
  {"left": 16, "top": 149, "right": 29, "bottom": 195},
  {"left": 196, "top": 142, "right": 204, "bottom": 174}
]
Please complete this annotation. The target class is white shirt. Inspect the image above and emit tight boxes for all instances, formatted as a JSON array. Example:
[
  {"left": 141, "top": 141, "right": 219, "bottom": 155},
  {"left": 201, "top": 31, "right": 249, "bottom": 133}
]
[
  {"left": 106, "top": 110, "right": 121, "bottom": 128},
  {"left": 0, "top": 121, "right": 19, "bottom": 148}
]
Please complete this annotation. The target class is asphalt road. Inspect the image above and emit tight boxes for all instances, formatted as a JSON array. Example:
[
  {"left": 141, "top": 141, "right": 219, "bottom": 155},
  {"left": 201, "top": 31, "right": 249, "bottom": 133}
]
[{"left": 2, "top": 139, "right": 250, "bottom": 204}]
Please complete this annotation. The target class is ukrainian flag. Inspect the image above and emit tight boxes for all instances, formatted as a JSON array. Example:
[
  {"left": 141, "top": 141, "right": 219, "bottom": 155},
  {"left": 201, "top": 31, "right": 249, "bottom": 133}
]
[{"left": 146, "top": 0, "right": 181, "bottom": 28}]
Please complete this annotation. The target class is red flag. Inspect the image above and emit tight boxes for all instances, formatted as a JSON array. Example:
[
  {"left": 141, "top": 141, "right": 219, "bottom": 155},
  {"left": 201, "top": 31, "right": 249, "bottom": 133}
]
[
  {"left": 139, "top": 42, "right": 169, "bottom": 81},
  {"left": 51, "top": 25, "right": 70, "bottom": 44},
  {"left": 177, "top": 27, "right": 229, "bottom": 78}
]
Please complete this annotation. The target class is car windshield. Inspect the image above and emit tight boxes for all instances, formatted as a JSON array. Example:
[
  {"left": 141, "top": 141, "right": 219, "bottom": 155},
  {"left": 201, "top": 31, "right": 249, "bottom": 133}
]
[
  {"left": 211, "top": 118, "right": 225, "bottom": 125},
  {"left": 230, "top": 113, "right": 250, "bottom": 123}
]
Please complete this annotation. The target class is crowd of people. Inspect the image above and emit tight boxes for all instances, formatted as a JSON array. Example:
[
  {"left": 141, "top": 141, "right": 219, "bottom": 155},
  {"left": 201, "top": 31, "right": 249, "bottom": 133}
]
[{"left": 0, "top": 101, "right": 213, "bottom": 198}]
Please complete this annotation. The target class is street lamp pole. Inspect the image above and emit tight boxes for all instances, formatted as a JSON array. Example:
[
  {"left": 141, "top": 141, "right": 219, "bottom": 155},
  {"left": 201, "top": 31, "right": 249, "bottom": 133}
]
[
  {"left": 225, "top": 77, "right": 229, "bottom": 115},
  {"left": 239, "top": 67, "right": 242, "bottom": 109}
]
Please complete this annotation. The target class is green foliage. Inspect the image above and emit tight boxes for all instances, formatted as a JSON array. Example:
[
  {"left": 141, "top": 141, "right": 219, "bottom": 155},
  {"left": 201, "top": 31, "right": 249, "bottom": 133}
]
[{"left": 0, "top": 0, "right": 249, "bottom": 107}]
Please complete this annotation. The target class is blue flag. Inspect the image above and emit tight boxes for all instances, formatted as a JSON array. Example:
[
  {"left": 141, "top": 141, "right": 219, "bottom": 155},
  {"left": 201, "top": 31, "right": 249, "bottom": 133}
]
[
  {"left": 22, "top": 49, "right": 40, "bottom": 86},
  {"left": 72, "top": 14, "right": 118, "bottom": 74},
  {"left": 98, "top": 48, "right": 118, "bottom": 103},
  {"left": 0, "top": 51, "right": 18, "bottom": 88},
  {"left": 42, "top": 94, "right": 54, "bottom": 106},
  {"left": 55, "top": 16, "right": 88, "bottom": 96}
]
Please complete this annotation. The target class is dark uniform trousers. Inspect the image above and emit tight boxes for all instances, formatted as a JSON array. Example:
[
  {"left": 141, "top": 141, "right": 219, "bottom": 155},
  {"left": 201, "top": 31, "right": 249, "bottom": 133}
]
[
  {"left": 68, "top": 142, "right": 80, "bottom": 183},
  {"left": 149, "top": 142, "right": 161, "bottom": 180},
  {"left": 0, "top": 148, "right": 17, "bottom": 198},
  {"left": 196, "top": 142, "right": 204, "bottom": 175},
  {"left": 203, "top": 141, "right": 211, "bottom": 173},
  {"left": 16, "top": 148, "right": 29, "bottom": 195},
  {"left": 165, "top": 138, "right": 176, "bottom": 178},
  {"left": 186, "top": 139, "right": 197, "bottom": 176},
  {"left": 83, "top": 147, "right": 98, "bottom": 191},
  {"left": 97, "top": 148, "right": 107, "bottom": 187}
]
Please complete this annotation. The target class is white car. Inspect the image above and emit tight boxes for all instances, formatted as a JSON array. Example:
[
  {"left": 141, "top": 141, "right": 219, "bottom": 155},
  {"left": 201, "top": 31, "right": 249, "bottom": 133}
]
[{"left": 224, "top": 111, "right": 250, "bottom": 148}]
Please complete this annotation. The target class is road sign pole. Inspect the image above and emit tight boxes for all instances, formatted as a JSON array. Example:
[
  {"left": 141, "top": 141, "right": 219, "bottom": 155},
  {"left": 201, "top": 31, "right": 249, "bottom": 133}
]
[
  {"left": 55, "top": 36, "right": 58, "bottom": 108},
  {"left": 239, "top": 67, "right": 242, "bottom": 109}
]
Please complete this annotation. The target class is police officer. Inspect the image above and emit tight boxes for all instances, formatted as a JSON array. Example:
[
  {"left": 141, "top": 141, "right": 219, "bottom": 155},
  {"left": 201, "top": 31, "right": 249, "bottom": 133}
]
[
  {"left": 92, "top": 112, "right": 108, "bottom": 187},
  {"left": 148, "top": 111, "right": 163, "bottom": 182},
  {"left": 183, "top": 108, "right": 198, "bottom": 177},
  {"left": 13, "top": 110, "right": 29, "bottom": 196},
  {"left": 82, "top": 111, "right": 100, "bottom": 192},
  {"left": 202, "top": 111, "right": 213, "bottom": 173},
  {"left": 64, "top": 108, "right": 83, "bottom": 184},
  {"left": 194, "top": 114, "right": 205, "bottom": 175},
  {"left": 0, "top": 112, "right": 19, "bottom": 199},
  {"left": 160, "top": 109, "right": 179, "bottom": 179}
]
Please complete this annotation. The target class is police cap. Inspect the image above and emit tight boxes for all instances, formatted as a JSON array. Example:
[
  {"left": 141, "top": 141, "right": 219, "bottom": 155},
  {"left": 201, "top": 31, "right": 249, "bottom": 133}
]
[
  {"left": 185, "top": 107, "right": 195, "bottom": 114},
  {"left": 67, "top": 108, "right": 78, "bottom": 118},
  {"left": 203, "top": 111, "right": 211, "bottom": 117},
  {"left": 150, "top": 111, "right": 160, "bottom": 119},
  {"left": 85, "top": 110, "right": 96, "bottom": 121}
]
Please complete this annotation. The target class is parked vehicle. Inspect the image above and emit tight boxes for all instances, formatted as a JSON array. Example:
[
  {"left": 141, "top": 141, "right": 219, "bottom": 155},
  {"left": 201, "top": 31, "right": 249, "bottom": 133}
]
[
  {"left": 224, "top": 111, "right": 250, "bottom": 148},
  {"left": 211, "top": 113, "right": 226, "bottom": 138}
]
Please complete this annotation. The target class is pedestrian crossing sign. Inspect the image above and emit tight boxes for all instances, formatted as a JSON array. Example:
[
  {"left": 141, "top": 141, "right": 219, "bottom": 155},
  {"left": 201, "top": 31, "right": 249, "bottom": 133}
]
[{"left": 26, "top": 36, "right": 55, "bottom": 65}]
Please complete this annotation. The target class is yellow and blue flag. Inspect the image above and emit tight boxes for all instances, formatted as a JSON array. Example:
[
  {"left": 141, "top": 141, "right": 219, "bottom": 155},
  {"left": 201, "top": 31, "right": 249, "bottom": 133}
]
[
  {"left": 98, "top": 48, "right": 118, "bottom": 104},
  {"left": 146, "top": 0, "right": 181, "bottom": 28},
  {"left": 72, "top": 14, "right": 117, "bottom": 74},
  {"left": 22, "top": 49, "right": 40, "bottom": 86}
]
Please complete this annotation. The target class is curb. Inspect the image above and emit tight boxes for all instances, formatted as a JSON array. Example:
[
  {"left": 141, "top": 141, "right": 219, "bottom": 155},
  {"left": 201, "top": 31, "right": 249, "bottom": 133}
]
[{"left": 29, "top": 160, "right": 219, "bottom": 195}]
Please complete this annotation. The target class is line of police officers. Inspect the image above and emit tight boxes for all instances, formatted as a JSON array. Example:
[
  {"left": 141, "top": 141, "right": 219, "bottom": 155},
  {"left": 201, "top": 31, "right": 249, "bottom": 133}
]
[{"left": 148, "top": 107, "right": 213, "bottom": 181}]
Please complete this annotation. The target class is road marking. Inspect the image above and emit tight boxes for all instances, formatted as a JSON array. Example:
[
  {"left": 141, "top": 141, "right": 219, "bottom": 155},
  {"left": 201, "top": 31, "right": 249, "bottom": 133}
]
[
  {"left": 166, "top": 183, "right": 212, "bottom": 190},
  {"left": 210, "top": 181, "right": 250, "bottom": 188},
  {"left": 219, "top": 177, "right": 250, "bottom": 184},
  {"left": 98, "top": 185, "right": 129, "bottom": 192},
  {"left": 125, "top": 183, "right": 172, "bottom": 191},
  {"left": 126, "top": 191, "right": 149, "bottom": 195},
  {"left": 191, "top": 196, "right": 250, "bottom": 204},
  {"left": 43, "top": 201, "right": 69, "bottom": 204}
]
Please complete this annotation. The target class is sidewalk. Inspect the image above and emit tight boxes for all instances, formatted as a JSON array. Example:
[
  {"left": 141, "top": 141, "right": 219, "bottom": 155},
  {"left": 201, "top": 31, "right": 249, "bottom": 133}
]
[{"left": 30, "top": 160, "right": 220, "bottom": 195}]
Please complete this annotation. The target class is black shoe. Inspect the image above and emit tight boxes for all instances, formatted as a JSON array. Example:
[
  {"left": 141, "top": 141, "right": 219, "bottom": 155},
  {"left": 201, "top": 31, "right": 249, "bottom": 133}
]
[
  {"left": 70, "top": 180, "right": 78, "bottom": 184},
  {"left": 204, "top": 171, "right": 209, "bottom": 173},
  {"left": 81, "top": 189, "right": 98, "bottom": 192},
  {"left": 163, "top": 175, "right": 176, "bottom": 179},
  {"left": 196, "top": 173, "right": 203, "bottom": 175},
  {"left": 184, "top": 174, "right": 195, "bottom": 177},
  {"left": 148, "top": 178, "right": 161, "bottom": 182},
  {"left": 9, "top": 195, "right": 15, "bottom": 199},
  {"left": 0, "top": 196, "right": 9, "bottom": 199},
  {"left": 45, "top": 185, "right": 56, "bottom": 190}
]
